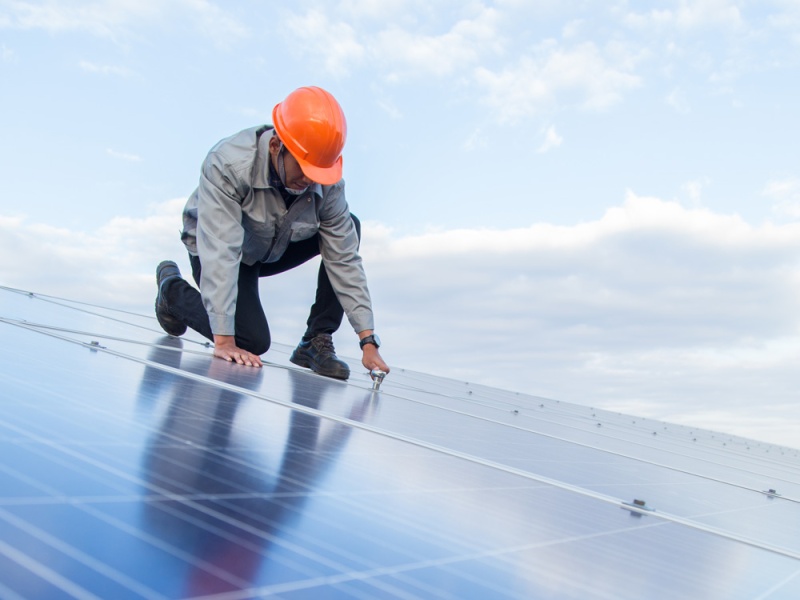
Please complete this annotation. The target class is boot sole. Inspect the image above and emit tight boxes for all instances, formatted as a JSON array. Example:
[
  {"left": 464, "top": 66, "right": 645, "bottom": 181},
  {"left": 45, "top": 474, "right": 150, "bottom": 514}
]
[
  {"left": 155, "top": 269, "right": 187, "bottom": 337},
  {"left": 155, "top": 298, "right": 187, "bottom": 337}
]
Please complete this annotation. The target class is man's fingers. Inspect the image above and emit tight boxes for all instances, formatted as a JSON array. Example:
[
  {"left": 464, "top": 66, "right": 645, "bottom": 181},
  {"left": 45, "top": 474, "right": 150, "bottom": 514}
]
[{"left": 214, "top": 346, "right": 262, "bottom": 368}]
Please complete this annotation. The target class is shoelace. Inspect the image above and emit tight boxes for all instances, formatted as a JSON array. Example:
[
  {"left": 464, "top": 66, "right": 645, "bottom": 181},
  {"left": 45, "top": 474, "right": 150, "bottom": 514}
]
[{"left": 310, "top": 334, "right": 335, "bottom": 354}]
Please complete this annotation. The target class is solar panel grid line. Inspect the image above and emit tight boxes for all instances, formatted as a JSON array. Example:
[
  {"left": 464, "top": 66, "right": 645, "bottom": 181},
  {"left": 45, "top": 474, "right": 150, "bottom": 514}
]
[
  {"left": 7, "top": 325, "right": 800, "bottom": 563},
  {"left": 70, "top": 501, "right": 260, "bottom": 589},
  {"left": 182, "top": 522, "right": 678, "bottom": 600},
  {"left": 384, "top": 380, "right": 795, "bottom": 463},
  {"left": 282, "top": 366, "right": 795, "bottom": 482},
  {"left": 365, "top": 386, "right": 800, "bottom": 502},
  {"left": 405, "top": 389, "right": 800, "bottom": 476},
  {"left": 0, "top": 316, "right": 373, "bottom": 398},
  {"left": 0, "top": 318, "right": 217, "bottom": 358},
  {"left": 752, "top": 567, "right": 800, "bottom": 600},
  {"left": 0, "top": 292, "right": 791, "bottom": 460},
  {"left": 1, "top": 294, "right": 170, "bottom": 339},
  {"left": 348, "top": 367, "right": 798, "bottom": 466},
  {"left": 3, "top": 342, "right": 796, "bottom": 556},
  {"left": 0, "top": 368, "right": 712, "bottom": 576},
  {"left": 205, "top": 476, "right": 539, "bottom": 600},
  {"left": 129, "top": 497, "right": 386, "bottom": 593},
  {"left": 5, "top": 309, "right": 795, "bottom": 482},
  {"left": 3, "top": 408, "right": 352, "bottom": 580},
  {"left": 308, "top": 383, "right": 800, "bottom": 507},
  {"left": 0, "top": 507, "right": 168, "bottom": 600},
  {"left": 4, "top": 289, "right": 800, "bottom": 598},
  {"left": 0, "top": 492, "right": 310, "bottom": 508},
  {"left": 0, "top": 539, "right": 103, "bottom": 600},
  {"left": 133, "top": 459, "right": 470, "bottom": 589},
  {"left": 0, "top": 423, "right": 146, "bottom": 500},
  {"left": 0, "top": 285, "right": 155, "bottom": 320},
  {"left": 257, "top": 478, "right": 522, "bottom": 572},
  {"left": 261, "top": 477, "right": 691, "bottom": 597},
  {"left": 0, "top": 426, "right": 278, "bottom": 597},
  {"left": 0, "top": 579, "right": 27, "bottom": 600},
  {"left": 203, "top": 497, "right": 484, "bottom": 600},
  {"left": 6, "top": 450, "right": 424, "bottom": 591},
  {"left": 2, "top": 420, "right": 420, "bottom": 579},
  {"left": 20, "top": 337, "right": 638, "bottom": 498},
  {"left": 388, "top": 369, "right": 799, "bottom": 453},
  {"left": 0, "top": 416, "right": 372, "bottom": 574},
  {"left": 3, "top": 380, "right": 494, "bottom": 597}
]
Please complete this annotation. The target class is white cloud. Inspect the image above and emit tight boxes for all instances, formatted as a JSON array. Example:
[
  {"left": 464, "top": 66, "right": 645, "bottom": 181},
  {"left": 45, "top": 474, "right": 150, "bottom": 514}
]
[
  {"left": 284, "top": 9, "right": 365, "bottom": 76},
  {"left": 106, "top": 148, "right": 142, "bottom": 162},
  {"left": 357, "top": 193, "right": 800, "bottom": 447},
  {"left": 562, "top": 19, "right": 584, "bottom": 39},
  {"left": 537, "top": 125, "right": 563, "bottom": 153},
  {"left": 767, "top": 1, "right": 800, "bottom": 45},
  {"left": 0, "top": 0, "right": 160, "bottom": 36},
  {"left": 337, "top": 0, "right": 410, "bottom": 20},
  {"left": 3, "top": 192, "right": 800, "bottom": 448},
  {"left": 281, "top": 4, "right": 501, "bottom": 80},
  {"left": 1, "top": 43, "right": 15, "bottom": 62},
  {"left": 0, "top": 0, "right": 246, "bottom": 42},
  {"left": 0, "top": 199, "right": 187, "bottom": 308},
  {"left": 462, "top": 127, "right": 487, "bottom": 151},
  {"left": 681, "top": 177, "right": 710, "bottom": 204},
  {"left": 624, "top": 0, "right": 744, "bottom": 30},
  {"left": 474, "top": 41, "right": 641, "bottom": 122},
  {"left": 764, "top": 177, "right": 800, "bottom": 218},
  {"left": 377, "top": 98, "right": 402, "bottom": 120},
  {"left": 666, "top": 86, "right": 691, "bottom": 113},
  {"left": 80, "top": 60, "right": 133, "bottom": 77},
  {"left": 183, "top": 0, "right": 248, "bottom": 45},
  {"left": 371, "top": 6, "right": 502, "bottom": 79}
]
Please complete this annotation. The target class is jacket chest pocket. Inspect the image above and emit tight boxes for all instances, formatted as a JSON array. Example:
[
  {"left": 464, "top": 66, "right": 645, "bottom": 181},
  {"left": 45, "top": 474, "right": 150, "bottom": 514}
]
[
  {"left": 242, "top": 214, "right": 275, "bottom": 238},
  {"left": 241, "top": 217, "right": 276, "bottom": 263},
  {"left": 290, "top": 222, "right": 318, "bottom": 242}
]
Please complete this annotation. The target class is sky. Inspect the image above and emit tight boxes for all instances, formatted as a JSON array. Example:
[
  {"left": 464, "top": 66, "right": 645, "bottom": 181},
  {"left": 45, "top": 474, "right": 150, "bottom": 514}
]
[{"left": 1, "top": 0, "right": 800, "bottom": 450}]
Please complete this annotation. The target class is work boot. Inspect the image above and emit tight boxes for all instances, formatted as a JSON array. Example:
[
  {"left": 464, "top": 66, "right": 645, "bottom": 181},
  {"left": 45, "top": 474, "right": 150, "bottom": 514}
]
[
  {"left": 289, "top": 333, "right": 350, "bottom": 380},
  {"left": 155, "top": 260, "right": 187, "bottom": 337}
]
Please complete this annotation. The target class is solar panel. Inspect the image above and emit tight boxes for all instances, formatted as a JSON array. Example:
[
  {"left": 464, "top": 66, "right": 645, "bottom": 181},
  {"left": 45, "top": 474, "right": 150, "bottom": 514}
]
[{"left": 1, "top": 285, "right": 799, "bottom": 599}]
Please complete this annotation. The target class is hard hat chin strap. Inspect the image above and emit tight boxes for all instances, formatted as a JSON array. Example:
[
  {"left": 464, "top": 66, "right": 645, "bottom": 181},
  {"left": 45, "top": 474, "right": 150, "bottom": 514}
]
[{"left": 276, "top": 142, "right": 309, "bottom": 195}]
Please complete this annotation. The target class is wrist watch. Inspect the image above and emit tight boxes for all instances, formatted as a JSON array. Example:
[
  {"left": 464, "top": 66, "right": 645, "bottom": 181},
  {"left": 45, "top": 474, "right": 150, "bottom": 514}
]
[{"left": 359, "top": 334, "right": 381, "bottom": 350}]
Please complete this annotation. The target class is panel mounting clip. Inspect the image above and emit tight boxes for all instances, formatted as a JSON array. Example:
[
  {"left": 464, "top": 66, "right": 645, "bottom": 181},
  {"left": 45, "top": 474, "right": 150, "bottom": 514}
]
[{"left": 622, "top": 498, "right": 655, "bottom": 516}]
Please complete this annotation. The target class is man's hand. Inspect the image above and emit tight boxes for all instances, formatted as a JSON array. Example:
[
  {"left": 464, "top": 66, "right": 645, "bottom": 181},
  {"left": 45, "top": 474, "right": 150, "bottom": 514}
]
[
  {"left": 361, "top": 344, "right": 389, "bottom": 374},
  {"left": 213, "top": 335, "right": 263, "bottom": 368}
]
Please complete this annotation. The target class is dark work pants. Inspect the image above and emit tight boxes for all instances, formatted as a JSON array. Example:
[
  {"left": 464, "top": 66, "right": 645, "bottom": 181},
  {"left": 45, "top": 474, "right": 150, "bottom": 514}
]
[{"left": 165, "top": 214, "right": 361, "bottom": 355}]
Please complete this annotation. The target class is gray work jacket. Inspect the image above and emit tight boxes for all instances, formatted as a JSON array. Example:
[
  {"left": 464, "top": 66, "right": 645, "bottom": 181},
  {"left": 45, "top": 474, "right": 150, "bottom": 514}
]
[{"left": 180, "top": 125, "right": 374, "bottom": 336}]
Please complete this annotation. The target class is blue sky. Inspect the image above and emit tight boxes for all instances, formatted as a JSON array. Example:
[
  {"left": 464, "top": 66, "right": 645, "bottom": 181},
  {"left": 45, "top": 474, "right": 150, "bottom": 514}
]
[{"left": 2, "top": 0, "right": 800, "bottom": 449}]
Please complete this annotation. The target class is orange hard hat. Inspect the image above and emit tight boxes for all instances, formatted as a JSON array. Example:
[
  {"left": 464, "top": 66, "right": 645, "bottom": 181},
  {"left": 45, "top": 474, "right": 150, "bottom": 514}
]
[{"left": 272, "top": 86, "right": 347, "bottom": 185}]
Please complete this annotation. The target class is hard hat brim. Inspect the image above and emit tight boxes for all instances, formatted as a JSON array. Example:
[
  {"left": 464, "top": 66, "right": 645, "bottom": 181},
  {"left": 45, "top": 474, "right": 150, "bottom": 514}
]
[{"left": 296, "top": 155, "right": 343, "bottom": 186}]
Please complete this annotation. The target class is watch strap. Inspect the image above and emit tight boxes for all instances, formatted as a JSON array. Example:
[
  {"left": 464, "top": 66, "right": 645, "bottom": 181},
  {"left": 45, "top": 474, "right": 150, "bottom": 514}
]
[{"left": 359, "top": 334, "right": 379, "bottom": 349}]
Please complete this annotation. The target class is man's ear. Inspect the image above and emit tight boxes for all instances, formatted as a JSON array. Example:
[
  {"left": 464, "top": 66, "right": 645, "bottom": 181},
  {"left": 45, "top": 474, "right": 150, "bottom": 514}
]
[{"left": 268, "top": 134, "right": 281, "bottom": 157}]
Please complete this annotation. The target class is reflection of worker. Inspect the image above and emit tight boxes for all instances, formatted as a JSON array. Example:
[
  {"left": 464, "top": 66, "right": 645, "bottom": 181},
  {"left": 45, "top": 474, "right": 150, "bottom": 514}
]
[
  {"left": 137, "top": 340, "right": 371, "bottom": 596},
  {"left": 154, "top": 86, "right": 389, "bottom": 380}
]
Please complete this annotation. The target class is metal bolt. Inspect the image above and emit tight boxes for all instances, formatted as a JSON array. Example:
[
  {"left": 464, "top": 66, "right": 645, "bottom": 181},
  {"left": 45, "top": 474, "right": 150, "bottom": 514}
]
[{"left": 370, "top": 369, "right": 387, "bottom": 391}]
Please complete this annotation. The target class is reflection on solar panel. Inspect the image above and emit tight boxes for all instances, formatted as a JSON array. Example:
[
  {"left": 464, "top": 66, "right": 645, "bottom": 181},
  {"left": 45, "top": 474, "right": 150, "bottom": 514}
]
[{"left": 1, "top": 284, "right": 799, "bottom": 599}]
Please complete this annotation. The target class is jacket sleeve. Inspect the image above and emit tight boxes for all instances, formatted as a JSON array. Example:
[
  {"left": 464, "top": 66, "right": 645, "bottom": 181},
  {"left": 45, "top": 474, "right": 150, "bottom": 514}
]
[
  {"left": 195, "top": 150, "right": 247, "bottom": 335},
  {"left": 317, "top": 181, "right": 375, "bottom": 333}
]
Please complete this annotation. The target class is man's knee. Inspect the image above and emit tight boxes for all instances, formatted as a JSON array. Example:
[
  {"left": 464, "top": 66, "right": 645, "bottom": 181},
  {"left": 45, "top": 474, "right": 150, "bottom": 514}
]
[{"left": 238, "top": 332, "right": 271, "bottom": 356}]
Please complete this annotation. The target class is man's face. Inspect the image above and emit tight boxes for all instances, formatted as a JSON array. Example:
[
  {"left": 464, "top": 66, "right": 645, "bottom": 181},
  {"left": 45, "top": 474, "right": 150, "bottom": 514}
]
[{"left": 269, "top": 136, "right": 315, "bottom": 190}]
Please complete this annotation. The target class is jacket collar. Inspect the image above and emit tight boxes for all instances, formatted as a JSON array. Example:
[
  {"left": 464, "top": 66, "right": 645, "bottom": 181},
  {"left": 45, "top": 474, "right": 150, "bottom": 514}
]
[{"left": 253, "top": 125, "right": 322, "bottom": 197}]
